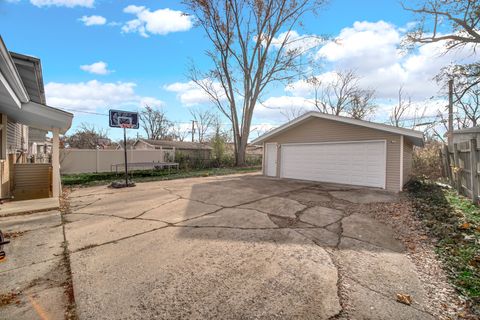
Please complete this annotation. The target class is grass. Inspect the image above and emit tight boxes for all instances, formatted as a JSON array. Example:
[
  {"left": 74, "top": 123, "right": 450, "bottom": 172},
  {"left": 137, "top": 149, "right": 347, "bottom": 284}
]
[
  {"left": 407, "top": 180, "right": 480, "bottom": 309},
  {"left": 62, "top": 166, "right": 261, "bottom": 187}
]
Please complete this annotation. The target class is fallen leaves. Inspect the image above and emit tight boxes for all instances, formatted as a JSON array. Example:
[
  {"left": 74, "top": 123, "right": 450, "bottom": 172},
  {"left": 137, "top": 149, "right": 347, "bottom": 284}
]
[
  {"left": 4, "top": 231, "right": 27, "bottom": 239},
  {"left": 396, "top": 293, "right": 413, "bottom": 305},
  {"left": 459, "top": 222, "right": 471, "bottom": 230},
  {"left": 0, "top": 291, "right": 20, "bottom": 307}
]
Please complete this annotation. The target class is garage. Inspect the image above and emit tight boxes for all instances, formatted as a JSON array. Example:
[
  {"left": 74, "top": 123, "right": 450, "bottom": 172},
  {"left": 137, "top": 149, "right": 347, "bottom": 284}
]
[
  {"left": 253, "top": 112, "right": 424, "bottom": 192},
  {"left": 280, "top": 141, "right": 386, "bottom": 188}
]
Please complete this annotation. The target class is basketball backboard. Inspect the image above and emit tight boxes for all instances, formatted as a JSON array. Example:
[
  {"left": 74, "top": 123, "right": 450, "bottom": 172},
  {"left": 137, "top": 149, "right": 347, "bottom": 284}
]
[{"left": 109, "top": 109, "right": 139, "bottom": 129}]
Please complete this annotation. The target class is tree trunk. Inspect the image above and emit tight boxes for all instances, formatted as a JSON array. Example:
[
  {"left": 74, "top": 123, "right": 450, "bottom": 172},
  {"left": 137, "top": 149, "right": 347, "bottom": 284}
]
[{"left": 235, "top": 137, "right": 248, "bottom": 166}]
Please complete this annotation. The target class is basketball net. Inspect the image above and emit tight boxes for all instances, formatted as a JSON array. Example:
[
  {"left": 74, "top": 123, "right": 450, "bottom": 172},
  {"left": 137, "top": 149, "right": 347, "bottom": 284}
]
[{"left": 120, "top": 123, "right": 133, "bottom": 129}]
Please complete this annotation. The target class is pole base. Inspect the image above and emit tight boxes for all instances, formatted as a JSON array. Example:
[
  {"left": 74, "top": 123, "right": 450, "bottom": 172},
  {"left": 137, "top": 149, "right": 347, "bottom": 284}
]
[{"left": 109, "top": 180, "right": 136, "bottom": 188}]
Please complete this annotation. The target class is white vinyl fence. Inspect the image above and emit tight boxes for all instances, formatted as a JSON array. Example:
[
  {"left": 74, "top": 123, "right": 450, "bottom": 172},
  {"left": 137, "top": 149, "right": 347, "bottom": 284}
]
[{"left": 60, "top": 149, "right": 174, "bottom": 174}]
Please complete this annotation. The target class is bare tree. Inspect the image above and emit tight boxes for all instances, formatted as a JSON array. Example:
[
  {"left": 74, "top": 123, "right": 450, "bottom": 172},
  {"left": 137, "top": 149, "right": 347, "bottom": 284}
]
[
  {"left": 280, "top": 105, "right": 308, "bottom": 121},
  {"left": 403, "top": 0, "right": 480, "bottom": 52},
  {"left": 139, "top": 105, "right": 172, "bottom": 140},
  {"left": 390, "top": 87, "right": 412, "bottom": 127},
  {"left": 349, "top": 89, "right": 376, "bottom": 120},
  {"left": 184, "top": 0, "right": 324, "bottom": 165},
  {"left": 189, "top": 108, "right": 215, "bottom": 142},
  {"left": 309, "top": 70, "right": 376, "bottom": 118},
  {"left": 170, "top": 124, "right": 190, "bottom": 142},
  {"left": 435, "top": 64, "right": 480, "bottom": 128},
  {"left": 65, "top": 123, "right": 110, "bottom": 149}
]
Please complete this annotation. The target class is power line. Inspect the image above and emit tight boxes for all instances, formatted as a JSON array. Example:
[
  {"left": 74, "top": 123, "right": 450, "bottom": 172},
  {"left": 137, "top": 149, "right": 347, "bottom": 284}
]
[
  {"left": 62, "top": 106, "right": 448, "bottom": 128},
  {"left": 59, "top": 107, "right": 283, "bottom": 127}
]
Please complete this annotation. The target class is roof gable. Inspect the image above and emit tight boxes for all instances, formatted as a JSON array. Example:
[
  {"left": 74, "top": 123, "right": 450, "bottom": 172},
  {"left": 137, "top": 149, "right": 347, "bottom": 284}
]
[{"left": 252, "top": 112, "right": 424, "bottom": 147}]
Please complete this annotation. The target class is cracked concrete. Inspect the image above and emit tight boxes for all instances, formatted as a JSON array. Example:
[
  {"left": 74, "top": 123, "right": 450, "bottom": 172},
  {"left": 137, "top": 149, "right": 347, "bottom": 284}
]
[
  {"left": 0, "top": 210, "right": 69, "bottom": 320},
  {"left": 2, "top": 173, "right": 438, "bottom": 319}
]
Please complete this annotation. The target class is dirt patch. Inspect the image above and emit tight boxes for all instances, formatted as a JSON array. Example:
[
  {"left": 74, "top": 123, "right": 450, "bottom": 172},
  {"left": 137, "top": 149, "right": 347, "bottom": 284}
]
[
  {"left": 60, "top": 190, "right": 78, "bottom": 320},
  {"left": 355, "top": 197, "right": 476, "bottom": 320}
]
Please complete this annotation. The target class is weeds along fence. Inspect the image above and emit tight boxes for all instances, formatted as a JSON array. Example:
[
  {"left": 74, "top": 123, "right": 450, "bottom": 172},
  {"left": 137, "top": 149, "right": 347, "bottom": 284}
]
[
  {"left": 441, "top": 138, "right": 480, "bottom": 204},
  {"left": 60, "top": 149, "right": 174, "bottom": 174}
]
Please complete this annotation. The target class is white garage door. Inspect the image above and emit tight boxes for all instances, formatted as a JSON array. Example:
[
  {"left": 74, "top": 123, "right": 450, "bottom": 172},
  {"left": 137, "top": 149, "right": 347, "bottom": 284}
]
[{"left": 280, "top": 141, "right": 386, "bottom": 188}]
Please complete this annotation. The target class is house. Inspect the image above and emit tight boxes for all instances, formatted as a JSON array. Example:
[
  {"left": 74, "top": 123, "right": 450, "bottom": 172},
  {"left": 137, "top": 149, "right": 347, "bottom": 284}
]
[
  {"left": 133, "top": 139, "right": 212, "bottom": 159},
  {"left": 0, "top": 36, "right": 73, "bottom": 200},
  {"left": 28, "top": 128, "right": 52, "bottom": 163},
  {"left": 224, "top": 143, "right": 263, "bottom": 156},
  {"left": 452, "top": 127, "right": 480, "bottom": 145},
  {"left": 251, "top": 111, "right": 424, "bottom": 192}
]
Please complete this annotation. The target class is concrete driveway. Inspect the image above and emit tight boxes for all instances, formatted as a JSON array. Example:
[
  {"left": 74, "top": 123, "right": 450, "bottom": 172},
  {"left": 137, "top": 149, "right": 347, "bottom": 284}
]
[{"left": 65, "top": 174, "right": 435, "bottom": 320}]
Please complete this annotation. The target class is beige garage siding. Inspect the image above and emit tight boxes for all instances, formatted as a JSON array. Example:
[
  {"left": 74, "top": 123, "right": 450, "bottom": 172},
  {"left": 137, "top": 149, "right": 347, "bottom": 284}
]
[
  {"left": 403, "top": 139, "right": 413, "bottom": 185},
  {"left": 263, "top": 117, "right": 402, "bottom": 192}
]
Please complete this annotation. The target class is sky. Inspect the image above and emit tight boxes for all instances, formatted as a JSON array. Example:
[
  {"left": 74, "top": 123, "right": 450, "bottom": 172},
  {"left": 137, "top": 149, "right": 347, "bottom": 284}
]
[{"left": 0, "top": 0, "right": 476, "bottom": 141}]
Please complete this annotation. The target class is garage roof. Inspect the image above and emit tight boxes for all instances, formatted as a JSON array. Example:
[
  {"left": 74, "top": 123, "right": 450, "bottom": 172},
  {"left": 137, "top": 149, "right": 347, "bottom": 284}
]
[{"left": 251, "top": 112, "right": 424, "bottom": 147}]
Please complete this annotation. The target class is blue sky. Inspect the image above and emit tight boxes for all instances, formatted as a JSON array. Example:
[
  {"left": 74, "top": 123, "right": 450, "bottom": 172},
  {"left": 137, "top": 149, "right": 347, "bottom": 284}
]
[{"left": 0, "top": 0, "right": 474, "bottom": 140}]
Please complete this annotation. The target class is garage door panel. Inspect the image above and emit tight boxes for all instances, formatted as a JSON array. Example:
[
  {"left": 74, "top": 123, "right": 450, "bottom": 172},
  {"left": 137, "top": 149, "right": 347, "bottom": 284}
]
[{"left": 280, "top": 141, "right": 386, "bottom": 188}]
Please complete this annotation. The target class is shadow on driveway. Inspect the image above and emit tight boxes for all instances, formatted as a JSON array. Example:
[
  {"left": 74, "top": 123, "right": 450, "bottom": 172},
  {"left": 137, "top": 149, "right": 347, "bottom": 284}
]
[{"left": 66, "top": 174, "right": 436, "bottom": 320}]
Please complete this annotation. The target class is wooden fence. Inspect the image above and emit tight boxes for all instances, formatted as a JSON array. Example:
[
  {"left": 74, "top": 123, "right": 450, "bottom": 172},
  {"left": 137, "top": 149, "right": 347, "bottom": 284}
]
[
  {"left": 441, "top": 138, "right": 479, "bottom": 204},
  {"left": 13, "top": 163, "right": 52, "bottom": 200}
]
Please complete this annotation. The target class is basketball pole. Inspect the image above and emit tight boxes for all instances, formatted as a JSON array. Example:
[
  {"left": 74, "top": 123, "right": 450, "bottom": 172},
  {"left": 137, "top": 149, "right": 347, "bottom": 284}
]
[{"left": 123, "top": 126, "right": 128, "bottom": 186}]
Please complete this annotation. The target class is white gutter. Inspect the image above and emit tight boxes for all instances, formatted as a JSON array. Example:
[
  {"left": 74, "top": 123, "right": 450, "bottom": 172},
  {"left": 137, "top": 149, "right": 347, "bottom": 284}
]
[{"left": 0, "top": 67, "right": 21, "bottom": 108}]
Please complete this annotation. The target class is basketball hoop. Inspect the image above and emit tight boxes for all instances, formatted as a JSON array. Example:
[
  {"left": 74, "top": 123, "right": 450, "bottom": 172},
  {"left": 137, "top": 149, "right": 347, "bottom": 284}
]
[
  {"left": 108, "top": 109, "right": 139, "bottom": 189},
  {"left": 118, "top": 116, "right": 133, "bottom": 129}
]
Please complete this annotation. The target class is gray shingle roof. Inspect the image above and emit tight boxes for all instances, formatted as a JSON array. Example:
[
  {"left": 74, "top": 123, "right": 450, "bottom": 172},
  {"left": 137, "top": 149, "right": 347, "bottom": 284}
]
[{"left": 139, "top": 139, "right": 213, "bottom": 150}]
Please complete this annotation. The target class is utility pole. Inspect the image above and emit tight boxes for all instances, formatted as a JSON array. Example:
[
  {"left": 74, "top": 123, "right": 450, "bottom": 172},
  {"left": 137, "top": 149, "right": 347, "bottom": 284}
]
[
  {"left": 191, "top": 120, "right": 195, "bottom": 142},
  {"left": 448, "top": 79, "right": 454, "bottom": 145}
]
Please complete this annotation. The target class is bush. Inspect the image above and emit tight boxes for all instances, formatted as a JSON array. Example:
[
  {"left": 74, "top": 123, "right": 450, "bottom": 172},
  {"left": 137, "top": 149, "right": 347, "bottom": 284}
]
[{"left": 412, "top": 141, "right": 444, "bottom": 180}]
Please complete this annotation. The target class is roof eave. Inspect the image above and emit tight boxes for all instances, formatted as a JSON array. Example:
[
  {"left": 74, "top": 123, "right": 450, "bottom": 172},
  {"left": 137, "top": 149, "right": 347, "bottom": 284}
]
[
  {"left": 8, "top": 101, "right": 73, "bottom": 134},
  {"left": 0, "top": 37, "right": 29, "bottom": 104},
  {"left": 10, "top": 52, "right": 46, "bottom": 104},
  {"left": 251, "top": 111, "right": 425, "bottom": 146}
]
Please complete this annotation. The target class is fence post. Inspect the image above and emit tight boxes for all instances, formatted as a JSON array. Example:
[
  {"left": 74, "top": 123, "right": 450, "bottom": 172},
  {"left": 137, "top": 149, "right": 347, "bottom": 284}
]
[
  {"left": 470, "top": 139, "right": 478, "bottom": 204},
  {"left": 440, "top": 147, "right": 447, "bottom": 179},
  {"left": 95, "top": 148, "right": 99, "bottom": 173},
  {"left": 443, "top": 144, "right": 452, "bottom": 184},
  {"left": 453, "top": 143, "right": 461, "bottom": 193}
]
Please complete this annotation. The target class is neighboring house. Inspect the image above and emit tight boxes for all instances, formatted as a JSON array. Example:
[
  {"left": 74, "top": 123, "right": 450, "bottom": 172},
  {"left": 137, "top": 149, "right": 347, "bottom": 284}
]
[
  {"left": 133, "top": 139, "right": 212, "bottom": 160},
  {"left": 28, "top": 127, "right": 52, "bottom": 163},
  {"left": 224, "top": 143, "right": 263, "bottom": 156},
  {"left": 452, "top": 127, "right": 480, "bottom": 145},
  {"left": 0, "top": 36, "right": 73, "bottom": 200},
  {"left": 252, "top": 111, "right": 424, "bottom": 192}
]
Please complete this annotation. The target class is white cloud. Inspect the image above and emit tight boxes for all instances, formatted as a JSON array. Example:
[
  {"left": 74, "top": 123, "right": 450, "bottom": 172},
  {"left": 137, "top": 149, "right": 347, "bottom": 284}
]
[
  {"left": 139, "top": 97, "right": 164, "bottom": 108},
  {"left": 164, "top": 80, "right": 225, "bottom": 106},
  {"left": 313, "top": 21, "right": 477, "bottom": 102},
  {"left": 45, "top": 80, "right": 164, "bottom": 112},
  {"left": 30, "top": 0, "right": 94, "bottom": 8},
  {"left": 79, "top": 15, "right": 106, "bottom": 26},
  {"left": 122, "top": 5, "right": 193, "bottom": 37},
  {"left": 318, "top": 20, "right": 401, "bottom": 72},
  {"left": 271, "top": 30, "right": 323, "bottom": 53},
  {"left": 250, "top": 123, "right": 278, "bottom": 139},
  {"left": 254, "top": 96, "right": 316, "bottom": 121},
  {"left": 80, "top": 61, "right": 112, "bottom": 75}
]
